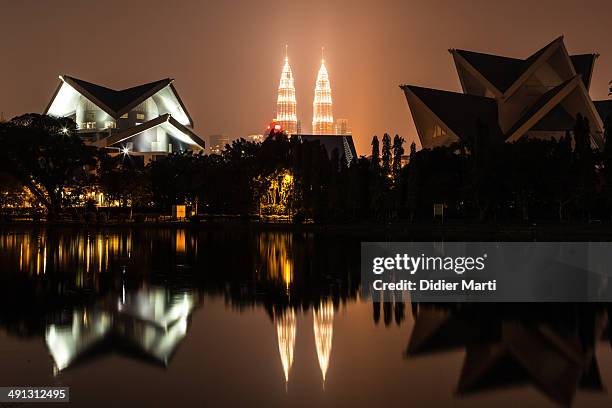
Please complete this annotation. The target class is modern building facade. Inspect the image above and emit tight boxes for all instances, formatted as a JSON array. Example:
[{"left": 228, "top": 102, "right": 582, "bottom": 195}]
[
  {"left": 275, "top": 47, "right": 298, "bottom": 135},
  {"left": 298, "top": 134, "right": 357, "bottom": 167},
  {"left": 45, "top": 75, "right": 205, "bottom": 160},
  {"left": 312, "top": 54, "right": 334, "bottom": 135},
  {"left": 402, "top": 37, "right": 609, "bottom": 150}
]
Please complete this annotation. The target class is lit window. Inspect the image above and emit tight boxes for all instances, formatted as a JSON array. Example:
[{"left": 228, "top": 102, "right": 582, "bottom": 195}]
[
  {"left": 104, "top": 121, "right": 116, "bottom": 129},
  {"left": 120, "top": 113, "right": 128, "bottom": 119},
  {"left": 136, "top": 113, "right": 145, "bottom": 120},
  {"left": 80, "top": 122, "right": 97, "bottom": 130}
]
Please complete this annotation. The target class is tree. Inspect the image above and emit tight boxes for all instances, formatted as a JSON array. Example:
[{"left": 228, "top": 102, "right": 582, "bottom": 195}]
[
  {"left": 572, "top": 113, "right": 596, "bottom": 221},
  {"left": 381, "top": 133, "right": 392, "bottom": 176},
  {"left": 98, "top": 154, "right": 151, "bottom": 216},
  {"left": 370, "top": 136, "right": 380, "bottom": 169},
  {"left": 0, "top": 114, "right": 98, "bottom": 219},
  {"left": 392, "top": 134, "right": 405, "bottom": 181}
]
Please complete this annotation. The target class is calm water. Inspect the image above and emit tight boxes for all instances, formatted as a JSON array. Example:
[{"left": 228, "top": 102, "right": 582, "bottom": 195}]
[{"left": 0, "top": 227, "right": 611, "bottom": 407}]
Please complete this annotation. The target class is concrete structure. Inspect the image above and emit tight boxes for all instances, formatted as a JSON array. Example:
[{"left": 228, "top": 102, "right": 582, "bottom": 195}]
[
  {"left": 402, "top": 37, "right": 610, "bottom": 150},
  {"left": 45, "top": 75, "right": 205, "bottom": 161}
]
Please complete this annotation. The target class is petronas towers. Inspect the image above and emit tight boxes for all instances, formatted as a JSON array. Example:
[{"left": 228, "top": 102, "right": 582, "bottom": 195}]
[
  {"left": 275, "top": 46, "right": 298, "bottom": 134},
  {"left": 275, "top": 47, "right": 335, "bottom": 135}
]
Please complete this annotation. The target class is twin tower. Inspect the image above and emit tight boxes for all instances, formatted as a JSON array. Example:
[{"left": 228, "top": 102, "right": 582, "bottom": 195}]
[{"left": 275, "top": 46, "right": 334, "bottom": 135}]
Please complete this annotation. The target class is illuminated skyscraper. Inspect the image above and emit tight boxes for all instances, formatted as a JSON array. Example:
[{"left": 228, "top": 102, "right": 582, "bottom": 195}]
[
  {"left": 275, "top": 46, "right": 298, "bottom": 134},
  {"left": 312, "top": 48, "right": 334, "bottom": 135}
]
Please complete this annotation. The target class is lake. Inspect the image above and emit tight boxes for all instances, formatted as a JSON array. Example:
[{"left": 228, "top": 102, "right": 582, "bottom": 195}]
[{"left": 0, "top": 226, "right": 610, "bottom": 407}]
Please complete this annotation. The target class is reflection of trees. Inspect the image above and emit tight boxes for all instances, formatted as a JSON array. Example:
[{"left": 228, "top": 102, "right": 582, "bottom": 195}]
[{"left": 405, "top": 304, "right": 610, "bottom": 406}]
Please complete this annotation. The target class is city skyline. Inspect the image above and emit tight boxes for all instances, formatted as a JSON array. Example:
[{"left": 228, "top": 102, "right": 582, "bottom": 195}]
[{"left": 1, "top": 0, "right": 611, "bottom": 155}]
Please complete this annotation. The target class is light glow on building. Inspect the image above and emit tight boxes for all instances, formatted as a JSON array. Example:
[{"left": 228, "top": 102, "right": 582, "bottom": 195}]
[
  {"left": 313, "top": 299, "right": 334, "bottom": 385},
  {"left": 275, "top": 308, "right": 297, "bottom": 385},
  {"left": 275, "top": 46, "right": 298, "bottom": 134},
  {"left": 312, "top": 49, "right": 334, "bottom": 135}
]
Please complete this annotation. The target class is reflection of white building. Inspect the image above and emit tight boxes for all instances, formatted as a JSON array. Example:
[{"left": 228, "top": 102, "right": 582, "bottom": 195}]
[
  {"left": 45, "top": 75, "right": 205, "bottom": 161},
  {"left": 402, "top": 37, "right": 609, "bottom": 149},
  {"left": 275, "top": 308, "right": 296, "bottom": 385},
  {"left": 45, "top": 287, "right": 196, "bottom": 372},
  {"left": 313, "top": 300, "right": 334, "bottom": 385}
]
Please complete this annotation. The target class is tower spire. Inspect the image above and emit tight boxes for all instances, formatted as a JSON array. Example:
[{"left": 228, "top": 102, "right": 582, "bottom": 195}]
[
  {"left": 312, "top": 48, "right": 334, "bottom": 134},
  {"left": 275, "top": 45, "right": 298, "bottom": 134}
]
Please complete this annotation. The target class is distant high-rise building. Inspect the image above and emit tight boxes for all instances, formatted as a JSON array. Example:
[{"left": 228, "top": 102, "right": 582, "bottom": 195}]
[
  {"left": 275, "top": 46, "right": 298, "bottom": 135},
  {"left": 208, "top": 134, "right": 229, "bottom": 154},
  {"left": 312, "top": 49, "right": 334, "bottom": 135},
  {"left": 245, "top": 134, "right": 264, "bottom": 143},
  {"left": 334, "top": 118, "right": 351, "bottom": 135}
]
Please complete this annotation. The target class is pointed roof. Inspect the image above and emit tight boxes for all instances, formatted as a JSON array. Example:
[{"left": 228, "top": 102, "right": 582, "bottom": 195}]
[
  {"left": 45, "top": 75, "right": 195, "bottom": 126},
  {"left": 67, "top": 76, "right": 170, "bottom": 114},
  {"left": 63, "top": 75, "right": 172, "bottom": 116},
  {"left": 594, "top": 100, "right": 612, "bottom": 123},
  {"left": 505, "top": 76, "right": 579, "bottom": 139},
  {"left": 453, "top": 37, "right": 596, "bottom": 93},
  {"left": 454, "top": 50, "right": 525, "bottom": 93},
  {"left": 401, "top": 85, "right": 503, "bottom": 142},
  {"left": 570, "top": 54, "right": 597, "bottom": 89}
]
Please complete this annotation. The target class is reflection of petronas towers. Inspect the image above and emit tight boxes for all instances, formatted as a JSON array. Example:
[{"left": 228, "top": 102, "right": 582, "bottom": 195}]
[
  {"left": 274, "top": 300, "right": 335, "bottom": 388},
  {"left": 313, "top": 300, "right": 334, "bottom": 383},
  {"left": 275, "top": 46, "right": 334, "bottom": 135},
  {"left": 275, "top": 308, "right": 296, "bottom": 384}
]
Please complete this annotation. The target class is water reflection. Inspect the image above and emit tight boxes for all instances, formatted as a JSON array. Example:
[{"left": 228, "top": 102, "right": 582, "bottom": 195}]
[
  {"left": 0, "top": 227, "right": 610, "bottom": 406},
  {"left": 314, "top": 299, "right": 334, "bottom": 386},
  {"left": 406, "top": 304, "right": 610, "bottom": 406},
  {"left": 274, "top": 308, "right": 296, "bottom": 385},
  {"left": 45, "top": 286, "right": 197, "bottom": 372}
]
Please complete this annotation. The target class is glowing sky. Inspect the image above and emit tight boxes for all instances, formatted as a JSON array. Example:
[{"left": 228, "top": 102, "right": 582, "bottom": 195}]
[{"left": 0, "top": 0, "right": 611, "bottom": 155}]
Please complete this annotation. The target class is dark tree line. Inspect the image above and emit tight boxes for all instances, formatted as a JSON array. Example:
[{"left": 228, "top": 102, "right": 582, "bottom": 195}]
[{"left": 1, "top": 113, "right": 612, "bottom": 224}]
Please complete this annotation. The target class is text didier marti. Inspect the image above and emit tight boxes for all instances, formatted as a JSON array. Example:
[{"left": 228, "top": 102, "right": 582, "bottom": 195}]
[{"left": 370, "top": 253, "right": 497, "bottom": 292}]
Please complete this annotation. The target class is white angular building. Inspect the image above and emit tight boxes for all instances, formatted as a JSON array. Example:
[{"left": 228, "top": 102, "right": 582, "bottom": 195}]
[
  {"left": 45, "top": 75, "right": 205, "bottom": 160},
  {"left": 402, "top": 37, "right": 611, "bottom": 150}
]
